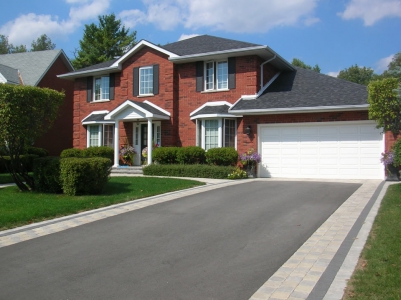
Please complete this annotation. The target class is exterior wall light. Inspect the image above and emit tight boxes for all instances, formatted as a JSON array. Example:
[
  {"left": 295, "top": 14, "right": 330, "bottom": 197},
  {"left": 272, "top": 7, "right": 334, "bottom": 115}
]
[{"left": 245, "top": 126, "right": 251, "bottom": 135}]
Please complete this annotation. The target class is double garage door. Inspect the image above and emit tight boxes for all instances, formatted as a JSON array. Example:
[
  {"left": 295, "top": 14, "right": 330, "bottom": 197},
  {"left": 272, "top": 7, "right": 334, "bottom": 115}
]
[{"left": 259, "top": 121, "right": 384, "bottom": 179}]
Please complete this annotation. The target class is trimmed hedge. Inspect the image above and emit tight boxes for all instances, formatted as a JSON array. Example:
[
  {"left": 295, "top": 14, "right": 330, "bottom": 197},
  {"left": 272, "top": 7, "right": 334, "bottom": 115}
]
[
  {"left": 143, "top": 164, "right": 236, "bottom": 179},
  {"left": 60, "top": 157, "right": 112, "bottom": 196},
  {"left": 33, "top": 157, "right": 62, "bottom": 193},
  {"left": 83, "top": 146, "right": 114, "bottom": 161},
  {"left": 60, "top": 148, "right": 84, "bottom": 158},
  {"left": 392, "top": 139, "right": 401, "bottom": 167},
  {"left": 205, "top": 147, "right": 238, "bottom": 166},
  {"left": 153, "top": 147, "right": 179, "bottom": 164},
  {"left": 176, "top": 146, "right": 206, "bottom": 164}
]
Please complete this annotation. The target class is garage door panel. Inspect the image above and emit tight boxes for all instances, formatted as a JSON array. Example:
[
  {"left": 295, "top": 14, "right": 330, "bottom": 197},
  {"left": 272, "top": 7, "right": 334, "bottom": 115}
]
[{"left": 259, "top": 122, "right": 383, "bottom": 179}]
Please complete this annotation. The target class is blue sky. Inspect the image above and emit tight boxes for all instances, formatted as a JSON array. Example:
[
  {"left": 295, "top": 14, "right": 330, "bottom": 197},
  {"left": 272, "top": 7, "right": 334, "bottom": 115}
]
[{"left": 1, "top": 0, "right": 400, "bottom": 76}]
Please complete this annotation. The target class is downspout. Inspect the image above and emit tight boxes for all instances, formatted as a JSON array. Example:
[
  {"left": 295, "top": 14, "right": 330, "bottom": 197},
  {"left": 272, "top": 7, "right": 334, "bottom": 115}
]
[{"left": 260, "top": 55, "right": 276, "bottom": 90}]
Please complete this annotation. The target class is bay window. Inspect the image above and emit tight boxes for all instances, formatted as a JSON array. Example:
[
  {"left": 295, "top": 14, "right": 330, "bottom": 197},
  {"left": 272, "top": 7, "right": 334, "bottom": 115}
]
[
  {"left": 196, "top": 118, "right": 236, "bottom": 150},
  {"left": 87, "top": 124, "right": 114, "bottom": 147}
]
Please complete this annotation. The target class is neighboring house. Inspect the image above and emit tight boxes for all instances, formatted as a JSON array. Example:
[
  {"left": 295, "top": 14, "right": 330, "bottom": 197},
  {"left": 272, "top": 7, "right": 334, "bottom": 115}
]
[
  {"left": 59, "top": 35, "right": 387, "bottom": 179},
  {"left": 0, "top": 50, "right": 74, "bottom": 155}
]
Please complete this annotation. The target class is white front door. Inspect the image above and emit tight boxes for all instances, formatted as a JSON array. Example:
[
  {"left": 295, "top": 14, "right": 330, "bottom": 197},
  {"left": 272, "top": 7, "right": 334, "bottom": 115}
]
[{"left": 133, "top": 122, "right": 161, "bottom": 165}]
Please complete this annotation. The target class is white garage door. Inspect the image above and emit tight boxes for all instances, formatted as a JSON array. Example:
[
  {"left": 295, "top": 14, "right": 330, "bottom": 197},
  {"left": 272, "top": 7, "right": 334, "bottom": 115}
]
[{"left": 258, "top": 121, "right": 384, "bottom": 179}]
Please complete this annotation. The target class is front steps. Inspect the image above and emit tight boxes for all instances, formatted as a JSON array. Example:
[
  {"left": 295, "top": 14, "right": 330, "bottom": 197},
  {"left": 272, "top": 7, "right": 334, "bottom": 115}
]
[{"left": 111, "top": 166, "right": 143, "bottom": 175}]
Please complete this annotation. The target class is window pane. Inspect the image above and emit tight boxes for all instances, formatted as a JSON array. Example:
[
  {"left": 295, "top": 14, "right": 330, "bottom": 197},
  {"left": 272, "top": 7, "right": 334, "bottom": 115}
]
[
  {"left": 205, "top": 120, "right": 219, "bottom": 150},
  {"left": 103, "top": 124, "right": 114, "bottom": 148},
  {"left": 101, "top": 76, "right": 109, "bottom": 100},
  {"left": 217, "top": 61, "right": 228, "bottom": 90},
  {"left": 224, "top": 119, "right": 236, "bottom": 147},
  {"left": 156, "top": 125, "right": 161, "bottom": 146},
  {"left": 94, "top": 78, "right": 101, "bottom": 100},
  {"left": 89, "top": 126, "right": 99, "bottom": 147},
  {"left": 140, "top": 67, "right": 153, "bottom": 95},
  {"left": 205, "top": 62, "right": 214, "bottom": 90}
]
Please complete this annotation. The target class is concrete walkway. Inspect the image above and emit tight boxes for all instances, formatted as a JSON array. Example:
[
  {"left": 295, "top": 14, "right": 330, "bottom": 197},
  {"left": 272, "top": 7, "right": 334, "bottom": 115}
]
[{"left": 0, "top": 177, "right": 391, "bottom": 299}]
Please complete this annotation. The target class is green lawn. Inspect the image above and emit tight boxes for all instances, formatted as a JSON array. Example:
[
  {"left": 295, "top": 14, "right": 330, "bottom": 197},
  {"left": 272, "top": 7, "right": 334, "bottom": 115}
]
[
  {"left": 0, "top": 176, "right": 204, "bottom": 231},
  {"left": 0, "top": 172, "right": 33, "bottom": 184},
  {"left": 344, "top": 183, "right": 401, "bottom": 299}
]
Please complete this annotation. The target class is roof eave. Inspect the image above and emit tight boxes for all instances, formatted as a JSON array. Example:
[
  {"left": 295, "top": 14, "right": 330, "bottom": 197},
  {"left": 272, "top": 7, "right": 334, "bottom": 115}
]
[
  {"left": 228, "top": 104, "right": 369, "bottom": 115},
  {"left": 58, "top": 65, "right": 121, "bottom": 80}
]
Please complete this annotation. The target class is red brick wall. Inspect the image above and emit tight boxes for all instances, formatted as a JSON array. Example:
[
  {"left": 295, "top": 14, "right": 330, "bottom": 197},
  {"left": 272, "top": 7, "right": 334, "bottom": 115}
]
[
  {"left": 237, "top": 111, "right": 371, "bottom": 155},
  {"left": 176, "top": 55, "right": 276, "bottom": 146},
  {"left": 73, "top": 46, "right": 176, "bottom": 149},
  {"left": 35, "top": 55, "right": 74, "bottom": 155}
]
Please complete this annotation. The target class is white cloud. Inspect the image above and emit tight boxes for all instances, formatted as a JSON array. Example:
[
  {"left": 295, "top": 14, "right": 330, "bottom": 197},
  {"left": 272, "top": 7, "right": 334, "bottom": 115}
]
[
  {"left": 327, "top": 71, "right": 339, "bottom": 77},
  {"left": 339, "top": 0, "right": 401, "bottom": 26},
  {"left": 376, "top": 54, "right": 394, "bottom": 73},
  {"left": 178, "top": 33, "right": 200, "bottom": 41},
  {"left": 119, "top": 9, "right": 147, "bottom": 28},
  {"left": 119, "top": 0, "right": 320, "bottom": 32},
  {"left": 0, "top": 0, "right": 110, "bottom": 48}
]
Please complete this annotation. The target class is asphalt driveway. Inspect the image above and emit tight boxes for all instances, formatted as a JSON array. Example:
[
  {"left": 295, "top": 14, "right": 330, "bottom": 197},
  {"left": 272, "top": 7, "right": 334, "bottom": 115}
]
[{"left": 0, "top": 180, "right": 361, "bottom": 300}]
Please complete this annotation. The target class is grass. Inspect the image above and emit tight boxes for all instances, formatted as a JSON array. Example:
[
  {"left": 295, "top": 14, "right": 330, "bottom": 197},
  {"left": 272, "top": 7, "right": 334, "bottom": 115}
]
[
  {"left": 0, "top": 176, "right": 204, "bottom": 231},
  {"left": 343, "top": 183, "right": 401, "bottom": 299}
]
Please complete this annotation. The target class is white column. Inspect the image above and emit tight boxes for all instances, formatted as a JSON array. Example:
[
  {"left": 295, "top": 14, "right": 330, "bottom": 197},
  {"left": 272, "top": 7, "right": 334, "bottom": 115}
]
[
  {"left": 113, "top": 120, "right": 119, "bottom": 167},
  {"left": 147, "top": 118, "right": 152, "bottom": 165}
]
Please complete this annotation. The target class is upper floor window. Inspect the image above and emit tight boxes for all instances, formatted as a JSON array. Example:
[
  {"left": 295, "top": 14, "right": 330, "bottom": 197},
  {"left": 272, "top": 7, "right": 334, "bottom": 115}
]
[
  {"left": 133, "top": 64, "right": 159, "bottom": 97},
  {"left": 94, "top": 76, "right": 110, "bottom": 101},
  {"left": 197, "top": 58, "right": 235, "bottom": 92},
  {"left": 86, "top": 74, "right": 115, "bottom": 103}
]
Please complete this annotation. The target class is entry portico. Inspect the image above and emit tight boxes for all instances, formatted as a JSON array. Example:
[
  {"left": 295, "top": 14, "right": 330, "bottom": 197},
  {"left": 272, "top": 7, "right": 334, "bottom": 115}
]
[{"left": 104, "top": 100, "right": 170, "bottom": 166}]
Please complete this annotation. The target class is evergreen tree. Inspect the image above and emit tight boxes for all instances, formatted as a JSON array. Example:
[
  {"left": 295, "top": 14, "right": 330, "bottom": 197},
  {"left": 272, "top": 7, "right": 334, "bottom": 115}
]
[
  {"left": 72, "top": 13, "right": 137, "bottom": 69},
  {"left": 31, "top": 34, "right": 56, "bottom": 51},
  {"left": 291, "top": 58, "right": 321, "bottom": 73}
]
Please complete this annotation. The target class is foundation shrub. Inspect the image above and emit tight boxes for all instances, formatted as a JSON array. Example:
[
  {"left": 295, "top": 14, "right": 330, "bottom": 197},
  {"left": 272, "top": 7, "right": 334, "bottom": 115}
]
[
  {"left": 176, "top": 146, "right": 206, "bottom": 164},
  {"left": 60, "top": 157, "right": 111, "bottom": 196},
  {"left": 27, "top": 147, "right": 49, "bottom": 157},
  {"left": 83, "top": 146, "right": 114, "bottom": 161},
  {"left": 205, "top": 147, "right": 238, "bottom": 166},
  {"left": 152, "top": 147, "right": 179, "bottom": 164},
  {"left": 60, "top": 148, "right": 84, "bottom": 158}
]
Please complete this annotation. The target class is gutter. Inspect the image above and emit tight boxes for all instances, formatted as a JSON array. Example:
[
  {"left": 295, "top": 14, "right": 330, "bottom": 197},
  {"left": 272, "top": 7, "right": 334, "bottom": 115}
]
[{"left": 228, "top": 104, "right": 369, "bottom": 115}]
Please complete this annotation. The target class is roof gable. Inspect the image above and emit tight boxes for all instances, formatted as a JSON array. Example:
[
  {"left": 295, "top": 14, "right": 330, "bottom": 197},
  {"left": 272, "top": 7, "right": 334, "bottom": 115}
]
[
  {"left": 0, "top": 50, "right": 73, "bottom": 86},
  {"left": 0, "top": 64, "right": 20, "bottom": 85}
]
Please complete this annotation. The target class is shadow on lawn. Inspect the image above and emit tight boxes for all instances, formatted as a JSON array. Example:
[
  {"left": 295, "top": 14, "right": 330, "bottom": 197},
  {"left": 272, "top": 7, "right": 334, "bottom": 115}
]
[{"left": 102, "top": 182, "right": 133, "bottom": 195}]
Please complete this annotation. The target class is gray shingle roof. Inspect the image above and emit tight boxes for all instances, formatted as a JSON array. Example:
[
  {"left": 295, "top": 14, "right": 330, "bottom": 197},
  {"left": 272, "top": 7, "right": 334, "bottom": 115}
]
[
  {"left": 128, "top": 100, "right": 169, "bottom": 117},
  {"left": 0, "top": 50, "right": 73, "bottom": 86},
  {"left": 162, "top": 35, "right": 261, "bottom": 56},
  {"left": 0, "top": 64, "right": 20, "bottom": 84},
  {"left": 82, "top": 112, "right": 109, "bottom": 123},
  {"left": 192, "top": 104, "right": 231, "bottom": 117},
  {"left": 230, "top": 67, "right": 368, "bottom": 111},
  {"left": 74, "top": 58, "right": 119, "bottom": 72}
]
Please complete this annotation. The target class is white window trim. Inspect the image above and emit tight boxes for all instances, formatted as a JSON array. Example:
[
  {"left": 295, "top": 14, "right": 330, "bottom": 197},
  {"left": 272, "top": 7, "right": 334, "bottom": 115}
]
[
  {"left": 93, "top": 76, "right": 110, "bottom": 102},
  {"left": 139, "top": 66, "right": 154, "bottom": 96},
  {"left": 87, "top": 124, "right": 114, "bottom": 147},
  {"left": 204, "top": 60, "right": 228, "bottom": 91},
  {"left": 197, "top": 118, "right": 237, "bottom": 150}
]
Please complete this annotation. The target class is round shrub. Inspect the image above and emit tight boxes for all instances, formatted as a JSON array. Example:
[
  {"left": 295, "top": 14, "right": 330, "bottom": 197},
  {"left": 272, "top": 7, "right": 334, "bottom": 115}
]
[
  {"left": 392, "top": 139, "right": 401, "bottom": 167},
  {"left": 60, "top": 148, "right": 84, "bottom": 158},
  {"left": 176, "top": 146, "right": 205, "bottom": 164},
  {"left": 206, "top": 147, "right": 238, "bottom": 166},
  {"left": 153, "top": 147, "right": 179, "bottom": 164},
  {"left": 27, "top": 146, "right": 49, "bottom": 157},
  {"left": 84, "top": 146, "right": 114, "bottom": 161}
]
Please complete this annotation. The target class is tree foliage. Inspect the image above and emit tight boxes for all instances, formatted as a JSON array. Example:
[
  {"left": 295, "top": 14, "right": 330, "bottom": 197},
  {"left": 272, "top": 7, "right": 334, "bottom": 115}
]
[
  {"left": 291, "top": 58, "right": 321, "bottom": 73},
  {"left": 31, "top": 34, "right": 56, "bottom": 51},
  {"left": 0, "top": 34, "right": 27, "bottom": 54},
  {"left": 0, "top": 85, "right": 65, "bottom": 191},
  {"left": 337, "top": 64, "right": 378, "bottom": 85},
  {"left": 71, "top": 14, "right": 137, "bottom": 69},
  {"left": 368, "top": 78, "right": 401, "bottom": 135}
]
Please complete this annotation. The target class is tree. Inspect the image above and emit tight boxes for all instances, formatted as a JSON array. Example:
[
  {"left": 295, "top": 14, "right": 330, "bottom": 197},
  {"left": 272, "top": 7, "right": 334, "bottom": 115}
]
[
  {"left": 0, "top": 85, "right": 65, "bottom": 191},
  {"left": 31, "top": 34, "right": 56, "bottom": 51},
  {"left": 291, "top": 58, "right": 321, "bottom": 73},
  {"left": 9, "top": 44, "right": 27, "bottom": 53},
  {"left": 71, "top": 14, "right": 137, "bottom": 69},
  {"left": 0, "top": 35, "right": 27, "bottom": 54},
  {"left": 368, "top": 78, "right": 401, "bottom": 136},
  {"left": 337, "top": 64, "right": 377, "bottom": 85}
]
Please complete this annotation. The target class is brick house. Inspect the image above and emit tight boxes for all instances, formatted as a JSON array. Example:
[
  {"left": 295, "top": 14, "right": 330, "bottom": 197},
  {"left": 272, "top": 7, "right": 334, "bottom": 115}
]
[
  {"left": 0, "top": 50, "right": 75, "bottom": 155},
  {"left": 59, "top": 35, "right": 387, "bottom": 179}
]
